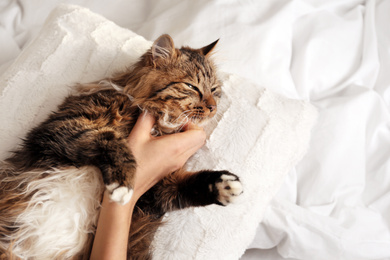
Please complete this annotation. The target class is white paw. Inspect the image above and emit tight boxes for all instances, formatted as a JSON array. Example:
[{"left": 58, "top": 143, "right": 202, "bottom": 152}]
[
  {"left": 216, "top": 174, "right": 243, "bottom": 205},
  {"left": 107, "top": 183, "right": 133, "bottom": 205}
]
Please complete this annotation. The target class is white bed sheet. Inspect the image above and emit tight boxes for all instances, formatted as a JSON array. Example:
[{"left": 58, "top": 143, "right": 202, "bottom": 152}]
[{"left": 1, "top": 0, "right": 389, "bottom": 259}]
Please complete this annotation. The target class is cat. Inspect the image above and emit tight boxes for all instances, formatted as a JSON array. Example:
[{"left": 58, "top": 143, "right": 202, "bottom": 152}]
[{"left": 0, "top": 34, "right": 243, "bottom": 259}]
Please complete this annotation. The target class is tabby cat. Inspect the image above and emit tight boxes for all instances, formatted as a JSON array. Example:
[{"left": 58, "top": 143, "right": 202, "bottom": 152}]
[{"left": 0, "top": 34, "right": 243, "bottom": 259}]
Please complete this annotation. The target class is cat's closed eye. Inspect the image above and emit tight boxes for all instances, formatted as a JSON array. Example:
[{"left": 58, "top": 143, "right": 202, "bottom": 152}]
[{"left": 185, "top": 83, "right": 202, "bottom": 98}]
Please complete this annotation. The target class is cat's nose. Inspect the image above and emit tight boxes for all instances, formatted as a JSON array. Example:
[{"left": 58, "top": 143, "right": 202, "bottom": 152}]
[
  {"left": 205, "top": 96, "right": 216, "bottom": 113},
  {"left": 207, "top": 105, "right": 216, "bottom": 112}
]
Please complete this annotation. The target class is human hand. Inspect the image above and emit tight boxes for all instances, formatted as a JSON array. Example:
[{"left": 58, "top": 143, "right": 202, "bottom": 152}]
[
  {"left": 126, "top": 111, "right": 206, "bottom": 201},
  {"left": 91, "top": 112, "right": 205, "bottom": 260}
]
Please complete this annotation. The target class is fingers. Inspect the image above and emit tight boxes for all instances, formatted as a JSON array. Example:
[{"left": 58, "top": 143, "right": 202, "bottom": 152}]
[
  {"left": 128, "top": 112, "right": 206, "bottom": 164},
  {"left": 128, "top": 111, "right": 155, "bottom": 140},
  {"left": 182, "top": 121, "right": 203, "bottom": 131},
  {"left": 179, "top": 131, "right": 206, "bottom": 160},
  {"left": 181, "top": 122, "right": 206, "bottom": 151},
  {"left": 179, "top": 128, "right": 206, "bottom": 150},
  {"left": 165, "top": 126, "right": 206, "bottom": 161}
]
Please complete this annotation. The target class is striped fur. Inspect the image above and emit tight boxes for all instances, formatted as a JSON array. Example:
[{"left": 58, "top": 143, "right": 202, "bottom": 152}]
[{"left": 0, "top": 34, "right": 242, "bottom": 259}]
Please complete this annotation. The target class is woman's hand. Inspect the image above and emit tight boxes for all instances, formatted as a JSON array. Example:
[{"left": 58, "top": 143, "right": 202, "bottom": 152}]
[
  {"left": 127, "top": 111, "right": 206, "bottom": 200},
  {"left": 90, "top": 111, "right": 206, "bottom": 260}
]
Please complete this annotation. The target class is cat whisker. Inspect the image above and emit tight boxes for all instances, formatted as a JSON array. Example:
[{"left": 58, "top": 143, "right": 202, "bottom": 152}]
[
  {"left": 174, "top": 113, "right": 191, "bottom": 133},
  {"left": 173, "top": 110, "right": 192, "bottom": 124},
  {"left": 176, "top": 124, "right": 187, "bottom": 133}
]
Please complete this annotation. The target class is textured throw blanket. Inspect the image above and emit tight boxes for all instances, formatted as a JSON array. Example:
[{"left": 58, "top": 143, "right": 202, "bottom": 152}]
[{"left": 0, "top": 5, "right": 317, "bottom": 259}]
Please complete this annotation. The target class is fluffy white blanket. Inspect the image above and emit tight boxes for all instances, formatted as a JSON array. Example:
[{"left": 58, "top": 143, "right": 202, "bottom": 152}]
[{"left": 0, "top": 5, "right": 316, "bottom": 259}]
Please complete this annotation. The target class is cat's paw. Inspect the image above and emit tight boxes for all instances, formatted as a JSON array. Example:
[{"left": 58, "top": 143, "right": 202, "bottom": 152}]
[
  {"left": 106, "top": 183, "right": 133, "bottom": 205},
  {"left": 213, "top": 172, "right": 243, "bottom": 205}
]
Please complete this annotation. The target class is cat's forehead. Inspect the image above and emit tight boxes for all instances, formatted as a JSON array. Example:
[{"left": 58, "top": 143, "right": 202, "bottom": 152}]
[
  {"left": 177, "top": 48, "right": 217, "bottom": 85},
  {"left": 180, "top": 48, "right": 206, "bottom": 63}
]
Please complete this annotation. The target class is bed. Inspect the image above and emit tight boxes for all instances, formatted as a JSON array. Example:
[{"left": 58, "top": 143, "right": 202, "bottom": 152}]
[{"left": 1, "top": 0, "right": 389, "bottom": 259}]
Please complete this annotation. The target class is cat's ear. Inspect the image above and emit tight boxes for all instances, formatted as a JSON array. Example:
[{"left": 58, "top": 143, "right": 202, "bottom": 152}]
[
  {"left": 198, "top": 39, "right": 219, "bottom": 57},
  {"left": 151, "top": 34, "right": 176, "bottom": 61}
]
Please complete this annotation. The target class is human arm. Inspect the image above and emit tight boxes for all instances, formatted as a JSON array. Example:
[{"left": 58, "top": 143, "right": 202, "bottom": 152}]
[{"left": 90, "top": 111, "right": 206, "bottom": 260}]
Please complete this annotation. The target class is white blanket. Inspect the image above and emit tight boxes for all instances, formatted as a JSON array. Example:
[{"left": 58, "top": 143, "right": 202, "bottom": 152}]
[
  {"left": 1, "top": 1, "right": 390, "bottom": 259},
  {"left": 0, "top": 4, "right": 316, "bottom": 260}
]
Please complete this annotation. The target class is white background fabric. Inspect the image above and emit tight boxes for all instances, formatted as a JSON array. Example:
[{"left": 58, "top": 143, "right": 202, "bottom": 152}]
[{"left": 1, "top": 0, "right": 389, "bottom": 259}]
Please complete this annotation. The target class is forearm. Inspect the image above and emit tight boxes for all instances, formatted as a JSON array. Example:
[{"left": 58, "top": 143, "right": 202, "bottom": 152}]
[{"left": 90, "top": 191, "right": 135, "bottom": 260}]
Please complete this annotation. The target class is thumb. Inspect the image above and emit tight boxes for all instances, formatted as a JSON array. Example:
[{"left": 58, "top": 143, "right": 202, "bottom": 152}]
[
  {"left": 160, "top": 125, "right": 206, "bottom": 160},
  {"left": 129, "top": 111, "right": 156, "bottom": 140}
]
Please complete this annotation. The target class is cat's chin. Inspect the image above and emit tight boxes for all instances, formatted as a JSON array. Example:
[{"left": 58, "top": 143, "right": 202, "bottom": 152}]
[
  {"left": 152, "top": 121, "right": 184, "bottom": 136},
  {"left": 157, "top": 116, "right": 182, "bottom": 132},
  {"left": 151, "top": 118, "right": 206, "bottom": 136}
]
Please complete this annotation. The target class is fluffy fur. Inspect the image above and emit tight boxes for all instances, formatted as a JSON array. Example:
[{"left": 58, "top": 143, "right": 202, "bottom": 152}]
[
  {"left": 0, "top": 34, "right": 243, "bottom": 259},
  {"left": 0, "top": 165, "right": 103, "bottom": 259}
]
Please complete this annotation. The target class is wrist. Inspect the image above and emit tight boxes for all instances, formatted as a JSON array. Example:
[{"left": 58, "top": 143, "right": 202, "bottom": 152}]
[
  {"left": 91, "top": 192, "right": 135, "bottom": 260},
  {"left": 132, "top": 168, "right": 162, "bottom": 201}
]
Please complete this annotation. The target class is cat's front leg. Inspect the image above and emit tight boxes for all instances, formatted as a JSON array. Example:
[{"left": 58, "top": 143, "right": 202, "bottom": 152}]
[
  {"left": 211, "top": 171, "right": 244, "bottom": 205},
  {"left": 96, "top": 143, "right": 136, "bottom": 205},
  {"left": 77, "top": 128, "right": 136, "bottom": 205},
  {"left": 179, "top": 170, "right": 243, "bottom": 207},
  {"left": 138, "top": 169, "right": 243, "bottom": 214}
]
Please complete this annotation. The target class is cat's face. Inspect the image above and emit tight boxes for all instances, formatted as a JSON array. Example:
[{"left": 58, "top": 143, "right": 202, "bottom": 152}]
[{"left": 125, "top": 34, "right": 221, "bottom": 134}]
